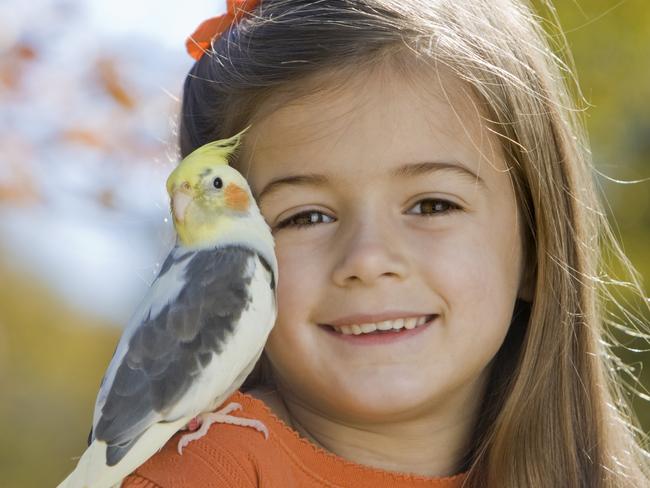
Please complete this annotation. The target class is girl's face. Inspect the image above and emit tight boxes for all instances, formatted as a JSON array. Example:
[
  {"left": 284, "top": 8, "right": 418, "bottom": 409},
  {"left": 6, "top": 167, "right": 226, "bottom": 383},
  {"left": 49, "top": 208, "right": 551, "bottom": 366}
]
[{"left": 241, "top": 66, "right": 527, "bottom": 423}]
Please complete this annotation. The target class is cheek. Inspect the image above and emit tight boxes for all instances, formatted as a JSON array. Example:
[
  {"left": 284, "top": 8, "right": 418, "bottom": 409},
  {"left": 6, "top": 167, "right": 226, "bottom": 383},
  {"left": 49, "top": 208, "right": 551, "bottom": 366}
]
[
  {"left": 266, "top": 235, "right": 328, "bottom": 365},
  {"left": 414, "top": 222, "right": 523, "bottom": 334},
  {"left": 273, "top": 238, "right": 325, "bottom": 324}
]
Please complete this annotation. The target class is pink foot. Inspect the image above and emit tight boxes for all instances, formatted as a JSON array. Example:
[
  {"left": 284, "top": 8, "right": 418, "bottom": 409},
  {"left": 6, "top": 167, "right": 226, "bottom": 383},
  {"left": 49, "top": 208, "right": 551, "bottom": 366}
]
[
  {"left": 186, "top": 417, "right": 201, "bottom": 432},
  {"left": 177, "top": 402, "right": 269, "bottom": 455},
  {"left": 179, "top": 416, "right": 202, "bottom": 432}
]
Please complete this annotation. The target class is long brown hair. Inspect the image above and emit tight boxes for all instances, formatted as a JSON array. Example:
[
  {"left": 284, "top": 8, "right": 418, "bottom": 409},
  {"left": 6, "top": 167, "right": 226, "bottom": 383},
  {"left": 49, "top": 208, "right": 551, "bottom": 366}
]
[{"left": 178, "top": 1, "right": 650, "bottom": 486}]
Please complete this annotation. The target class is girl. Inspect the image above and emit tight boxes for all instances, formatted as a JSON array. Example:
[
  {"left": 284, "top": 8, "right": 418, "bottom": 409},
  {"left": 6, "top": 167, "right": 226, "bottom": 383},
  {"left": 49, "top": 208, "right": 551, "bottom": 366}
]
[{"left": 124, "top": 0, "right": 650, "bottom": 486}]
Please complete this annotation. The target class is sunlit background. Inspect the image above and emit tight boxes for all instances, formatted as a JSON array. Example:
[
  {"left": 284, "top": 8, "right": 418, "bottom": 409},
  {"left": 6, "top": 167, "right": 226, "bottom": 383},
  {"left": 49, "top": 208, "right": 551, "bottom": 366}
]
[{"left": 0, "top": 1, "right": 648, "bottom": 486}]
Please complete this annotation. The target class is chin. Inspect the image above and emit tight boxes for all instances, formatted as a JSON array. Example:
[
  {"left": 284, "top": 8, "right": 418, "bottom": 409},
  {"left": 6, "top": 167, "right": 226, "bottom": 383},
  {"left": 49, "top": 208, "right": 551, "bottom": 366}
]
[{"left": 325, "top": 371, "right": 439, "bottom": 421}]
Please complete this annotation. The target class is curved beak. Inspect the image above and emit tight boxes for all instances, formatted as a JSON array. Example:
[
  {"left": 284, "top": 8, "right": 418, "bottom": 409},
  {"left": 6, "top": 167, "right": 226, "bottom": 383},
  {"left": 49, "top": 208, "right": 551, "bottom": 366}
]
[{"left": 171, "top": 185, "right": 193, "bottom": 224}]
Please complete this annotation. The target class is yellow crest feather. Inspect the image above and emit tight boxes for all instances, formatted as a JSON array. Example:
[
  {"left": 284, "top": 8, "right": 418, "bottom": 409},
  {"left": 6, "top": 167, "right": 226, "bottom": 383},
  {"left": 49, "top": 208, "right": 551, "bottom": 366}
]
[{"left": 166, "top": 125, "right": 251, "bottom": 194}]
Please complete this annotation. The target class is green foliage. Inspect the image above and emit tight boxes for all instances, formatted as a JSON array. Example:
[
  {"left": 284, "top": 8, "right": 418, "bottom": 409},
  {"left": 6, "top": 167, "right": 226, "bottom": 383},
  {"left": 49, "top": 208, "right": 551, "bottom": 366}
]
[
  {"left": 0, "top": 261, "right": 120, "bottom": 487},
  {"left": 533, "top": 0, "right": 650, "bottom": 431}
]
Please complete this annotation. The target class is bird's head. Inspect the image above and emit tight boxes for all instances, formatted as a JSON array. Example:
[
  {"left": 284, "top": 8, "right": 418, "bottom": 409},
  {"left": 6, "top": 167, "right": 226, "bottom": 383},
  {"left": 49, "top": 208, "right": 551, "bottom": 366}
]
[{"left": 166, "top": 127, "right": 254, "bottom": 246}]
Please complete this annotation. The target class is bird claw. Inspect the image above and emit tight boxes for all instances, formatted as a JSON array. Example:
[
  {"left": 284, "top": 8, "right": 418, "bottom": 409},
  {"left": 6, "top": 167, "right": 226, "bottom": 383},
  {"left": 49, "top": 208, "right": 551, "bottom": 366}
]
[{"left": 177, "top": 402, "right": 267, "bottom": 455}]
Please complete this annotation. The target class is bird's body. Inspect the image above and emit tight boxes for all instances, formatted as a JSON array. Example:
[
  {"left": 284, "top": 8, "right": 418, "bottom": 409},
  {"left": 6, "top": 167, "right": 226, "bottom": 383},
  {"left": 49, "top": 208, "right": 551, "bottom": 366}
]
[{"left": 59, "top": 127, "right": 277, "bottom": 488}]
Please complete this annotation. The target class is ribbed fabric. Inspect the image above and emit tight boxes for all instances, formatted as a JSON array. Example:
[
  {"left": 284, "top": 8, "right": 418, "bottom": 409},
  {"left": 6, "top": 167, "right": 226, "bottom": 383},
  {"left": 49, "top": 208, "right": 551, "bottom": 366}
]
[{"left": 122, "top": 391, "right": 468, "bottom": 487}]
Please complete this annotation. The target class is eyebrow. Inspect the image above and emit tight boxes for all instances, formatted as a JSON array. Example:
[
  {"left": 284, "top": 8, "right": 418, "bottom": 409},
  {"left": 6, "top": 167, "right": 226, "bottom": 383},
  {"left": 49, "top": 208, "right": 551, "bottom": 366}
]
[{"left": 256, "top": 161, "right": 485, "bottom": 203}]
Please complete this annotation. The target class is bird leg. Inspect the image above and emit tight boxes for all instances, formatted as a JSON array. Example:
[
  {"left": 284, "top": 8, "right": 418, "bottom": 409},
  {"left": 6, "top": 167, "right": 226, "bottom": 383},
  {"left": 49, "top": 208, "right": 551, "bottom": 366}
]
[
  {"left": 181, "top": 402, "right": 242, "bottom": 432},
  {"left": 185, "top": 417, "right": 201, "bottom": 432},
  {"left": 177, "top": 402, "right": 269, "bottom": 454}
]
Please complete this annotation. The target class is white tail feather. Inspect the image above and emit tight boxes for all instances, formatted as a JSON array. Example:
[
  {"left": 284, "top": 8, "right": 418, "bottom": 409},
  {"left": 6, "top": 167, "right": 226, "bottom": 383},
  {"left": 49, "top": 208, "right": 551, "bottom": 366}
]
[{"left": 57, "top": 417, "right": 190, "bottom": 488}]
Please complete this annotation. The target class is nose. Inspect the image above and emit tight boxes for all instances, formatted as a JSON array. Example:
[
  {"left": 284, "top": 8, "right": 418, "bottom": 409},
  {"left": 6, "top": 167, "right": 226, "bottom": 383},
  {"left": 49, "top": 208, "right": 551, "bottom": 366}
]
[{"left": 331, "top": 214, "right": 409, "bottom": 287}]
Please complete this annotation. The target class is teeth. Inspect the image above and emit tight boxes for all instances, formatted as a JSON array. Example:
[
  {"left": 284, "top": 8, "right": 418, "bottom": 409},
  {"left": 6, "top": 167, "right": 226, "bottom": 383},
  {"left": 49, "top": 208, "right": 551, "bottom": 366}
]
[
  {"left": 360, "top": 323, "right": 377, "bottom": 333},
  {"left": 331, "top": 315, "right": 432, "bottom": 335},
  {"left": 377, "top": 320, "right": 393, "bottom": 331}
]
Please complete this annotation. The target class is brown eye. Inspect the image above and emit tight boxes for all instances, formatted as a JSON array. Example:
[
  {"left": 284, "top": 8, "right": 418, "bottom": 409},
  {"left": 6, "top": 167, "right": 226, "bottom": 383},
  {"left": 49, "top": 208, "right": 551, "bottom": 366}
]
[
  {"left": 276, "top": 210, "right": 335, "bottom": 230},
  {"left": 409, "top": 199, "right": 461, "bottom": 216},
  {"left": 213, "top": 177, "right": 223, "bottom": 189}
]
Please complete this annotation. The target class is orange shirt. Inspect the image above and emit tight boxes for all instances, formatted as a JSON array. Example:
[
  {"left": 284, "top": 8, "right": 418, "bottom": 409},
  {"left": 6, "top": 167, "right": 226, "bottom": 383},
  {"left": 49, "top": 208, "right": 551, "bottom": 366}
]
[{"left": 122, "top": 391, "right": 467, "bottom": 487}]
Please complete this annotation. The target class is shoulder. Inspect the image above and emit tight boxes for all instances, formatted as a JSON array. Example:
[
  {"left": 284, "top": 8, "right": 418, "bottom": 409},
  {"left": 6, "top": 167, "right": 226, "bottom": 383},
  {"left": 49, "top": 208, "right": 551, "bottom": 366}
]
[
  {"left": 122, "top": 389, "right": 470, "bottom": 488},
  {"left": 121, "top": 391, "right": 287, "bottom": 488}
]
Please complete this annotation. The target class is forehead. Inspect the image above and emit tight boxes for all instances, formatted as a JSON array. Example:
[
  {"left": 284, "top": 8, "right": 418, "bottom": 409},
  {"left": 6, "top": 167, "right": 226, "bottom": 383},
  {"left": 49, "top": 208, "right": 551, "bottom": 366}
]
[{"left": 238, "top": 63, "right": 505, "bottom": 193}]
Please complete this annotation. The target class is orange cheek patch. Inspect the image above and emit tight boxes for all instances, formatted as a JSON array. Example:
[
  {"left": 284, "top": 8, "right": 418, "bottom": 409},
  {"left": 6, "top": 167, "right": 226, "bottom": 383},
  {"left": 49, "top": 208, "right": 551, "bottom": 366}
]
[{"left": 224, "top": 183, "right": 250, "bottom": 211}]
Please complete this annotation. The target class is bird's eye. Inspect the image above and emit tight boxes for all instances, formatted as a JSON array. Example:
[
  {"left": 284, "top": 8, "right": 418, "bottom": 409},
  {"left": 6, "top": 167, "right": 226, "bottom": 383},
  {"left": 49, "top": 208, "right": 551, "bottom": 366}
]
[{"left": 213, "top": 177, "right": 223, "bottom": 189}]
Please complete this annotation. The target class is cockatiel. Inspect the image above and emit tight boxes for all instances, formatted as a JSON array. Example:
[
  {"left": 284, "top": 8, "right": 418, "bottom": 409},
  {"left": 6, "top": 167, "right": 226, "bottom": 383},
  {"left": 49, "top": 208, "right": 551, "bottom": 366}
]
[{"left": 58, "top": 126, "right": 278, "bottom": 488}]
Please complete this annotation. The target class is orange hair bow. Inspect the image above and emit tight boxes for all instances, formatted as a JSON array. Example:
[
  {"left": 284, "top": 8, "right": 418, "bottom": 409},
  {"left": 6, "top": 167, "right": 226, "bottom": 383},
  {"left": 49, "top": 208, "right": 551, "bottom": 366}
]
[{"left": 186, "top": 0, "right": 260, "bottom": 61}]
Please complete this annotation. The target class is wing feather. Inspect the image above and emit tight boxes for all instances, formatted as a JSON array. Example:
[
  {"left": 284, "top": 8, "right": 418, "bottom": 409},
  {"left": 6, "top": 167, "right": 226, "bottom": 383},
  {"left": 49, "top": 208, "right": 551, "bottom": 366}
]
[{"left": 90, "top": 245, "right": 274, "bottom": 466}]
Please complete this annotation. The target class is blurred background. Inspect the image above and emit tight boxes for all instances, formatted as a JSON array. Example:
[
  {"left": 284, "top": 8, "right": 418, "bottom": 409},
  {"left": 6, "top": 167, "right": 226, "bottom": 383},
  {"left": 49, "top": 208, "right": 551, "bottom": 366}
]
[{"left": 0, "top": 0, "right": 648, "bottom": 486}]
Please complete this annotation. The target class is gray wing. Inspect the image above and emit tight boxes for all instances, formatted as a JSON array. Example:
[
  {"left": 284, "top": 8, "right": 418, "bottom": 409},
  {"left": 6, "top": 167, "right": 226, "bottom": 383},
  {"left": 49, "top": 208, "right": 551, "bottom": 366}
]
[{"left": 91, "top": 245, "right": 272, "bottom": 466}]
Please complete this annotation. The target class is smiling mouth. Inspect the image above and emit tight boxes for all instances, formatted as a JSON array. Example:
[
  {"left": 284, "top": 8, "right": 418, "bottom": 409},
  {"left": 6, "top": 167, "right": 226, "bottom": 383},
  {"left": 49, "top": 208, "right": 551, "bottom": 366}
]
[{"left": 322, "top": 314, "right": 437, "bottom": 336}]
